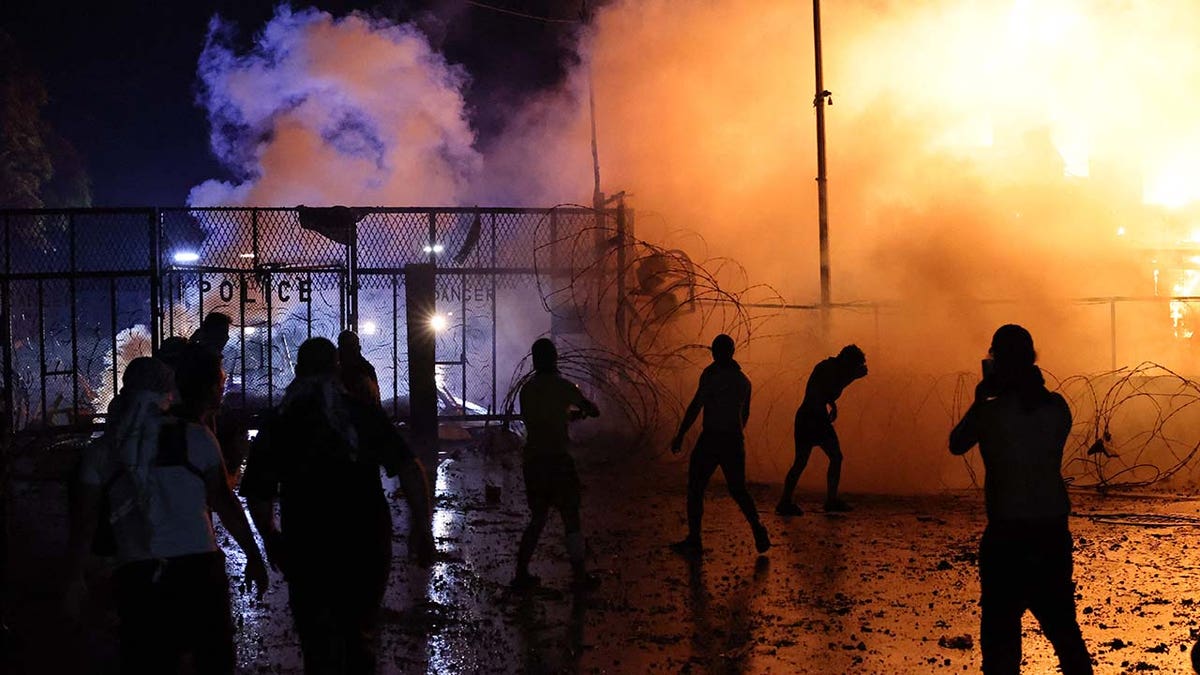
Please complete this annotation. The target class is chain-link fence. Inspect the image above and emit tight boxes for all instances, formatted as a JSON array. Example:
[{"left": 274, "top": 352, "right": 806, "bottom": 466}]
[{"left": 0, "top": 206, "right": 620, "bottom": 435}]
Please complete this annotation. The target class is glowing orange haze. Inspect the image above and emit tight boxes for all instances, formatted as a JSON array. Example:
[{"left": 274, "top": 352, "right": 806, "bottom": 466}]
[
  {"left": 522, "top": 0, "right": 1200, "bottom": 489},
  {"left": 193, "top": 1, "right": 1200, "bottom": 491}
]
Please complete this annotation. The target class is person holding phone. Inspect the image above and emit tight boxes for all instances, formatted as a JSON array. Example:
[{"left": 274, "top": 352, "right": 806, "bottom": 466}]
[{"left": 949, "top": 324, "right": 1093, "bottom": 674}]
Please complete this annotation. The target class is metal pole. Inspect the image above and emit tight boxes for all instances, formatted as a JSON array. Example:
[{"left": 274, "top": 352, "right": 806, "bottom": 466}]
[
  {"left": 149, "top": 209, "right": 162, "bottom": 351},
  {"left": 68, "top": 215, "right": 78, "bottom": 421},
  {"left": 813, "top": 0, "right": 833, "bottom": 332},
  {"left": 1110, "top": 299, "right": 1117, "bottom": 370}
]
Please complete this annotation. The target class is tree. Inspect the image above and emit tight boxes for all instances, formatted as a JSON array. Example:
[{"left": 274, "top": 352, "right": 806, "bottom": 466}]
[{"left": 0, "top": 29, "right": 91, "bottom": 210}]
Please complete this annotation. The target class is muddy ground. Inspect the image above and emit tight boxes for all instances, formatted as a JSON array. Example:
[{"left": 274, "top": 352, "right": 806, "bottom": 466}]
[{"left": 4, "top": 436, "right": 1200, "bottom": 674}]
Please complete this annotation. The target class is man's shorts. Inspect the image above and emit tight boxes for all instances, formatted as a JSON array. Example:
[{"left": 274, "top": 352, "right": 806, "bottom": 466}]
[
  {"left": 794, "top": 408, "right": 837, "bottom": 448},
  {"left": 522, "top": 452, "right": 581, "bottom": 513}
]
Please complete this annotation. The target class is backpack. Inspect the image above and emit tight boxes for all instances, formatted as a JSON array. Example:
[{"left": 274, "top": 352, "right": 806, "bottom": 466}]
[{"left": 92, "top": 420, "right": 204, "bottom": 556}]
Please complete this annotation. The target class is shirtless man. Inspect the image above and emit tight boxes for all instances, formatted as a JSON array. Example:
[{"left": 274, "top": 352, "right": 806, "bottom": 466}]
[
  {"left": 776, "top": 344, "right": 868, "bottom": 515},
  {"left": 669, "top": 334, "right": 770, "bottom": 556}
]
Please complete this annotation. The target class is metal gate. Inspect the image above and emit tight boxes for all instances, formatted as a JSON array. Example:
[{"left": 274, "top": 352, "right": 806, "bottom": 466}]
[{"left": 0, "top": 205, "right": 624, "bottom": 434}]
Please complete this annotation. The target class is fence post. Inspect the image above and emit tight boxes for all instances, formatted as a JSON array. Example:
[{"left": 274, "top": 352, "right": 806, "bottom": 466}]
[
  {"left": 149, "top": 208, "right": 161, "bottom": 351},
  {"left": 347, "top": 215, "right": 359, "bottom": 333},
  {"left": 2, "top": 214, "right": 12, "bottom": 435},
  {"left": 616, "top": 199, "right": 627, "bottom": 331},
  {"left": 405, "top": 263, "right": 438, "bottom": 461},
  {"left": 69, "top": 213, "right": 79, "bottom": 421},
  {"left": 1110, "top": 298, "right": 1117, "bottom": 371}
]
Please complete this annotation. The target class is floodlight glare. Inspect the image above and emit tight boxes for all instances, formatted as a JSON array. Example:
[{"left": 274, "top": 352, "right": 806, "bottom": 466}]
[
  {"left": 243, "top": 326, "right": 257, "bottom": 336},
  {"left": 361, "top": 320, "right": 378, "bottom": 336},
  {"left": 173, "top": 251, "right": 200, "bottom": 263},
  {"left": 422, "top": 244, "right": 445, "bottom": 254},
  {"left": 429, "top": 313, "right": 448, "bottom": 332}
]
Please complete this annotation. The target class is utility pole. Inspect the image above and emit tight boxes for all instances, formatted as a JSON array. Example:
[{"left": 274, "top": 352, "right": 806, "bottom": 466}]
[{"left": 813, "top": 0, "right": 833, "bottom": 335}]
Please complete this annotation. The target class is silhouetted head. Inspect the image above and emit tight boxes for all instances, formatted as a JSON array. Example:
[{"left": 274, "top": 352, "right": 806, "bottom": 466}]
[
  {"left": 295, "top": 337, "right": 338, "bottom": 378},
  {"left": 710, "top": 334, "right": 735, "bottom": 363},
  {"left": 121, "top": 357, "right": 175, "bottom": 397},
  {"left": 194, "top": 312, "right": 233, "bottom": 352},
  {"left": 836, "top": 344, "right": 867, "bottom": 377},
  {"left": 531, "top": 338, "right": 557, "bottom": 373},
  {"left": 989, "top": 324, "right": 1036, "bottom": 369},
  {"left": 1191, "top": 638, "right": 1200, "bottom": 673},
  {"left": 337, "top": 330, "right": 361, "bottom": 353},
  {"left": 837, "top": 344, "right": 865, "bottom": 365},
  {"left": 156, "top": 336, "right": 189, "bottom": 371}
]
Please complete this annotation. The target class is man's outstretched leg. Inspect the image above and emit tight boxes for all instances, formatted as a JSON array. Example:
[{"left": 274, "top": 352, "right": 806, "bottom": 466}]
[
  {"left": 718, "top": 436, "right": 771, "bottom": 554},
  {"left": 822, "top": 435, "right": 851, "bottom": 512},
  {"left": 777, "top": 416, "right": 813, "bottom": 516},
  {"left": 672, "top": 434, "right": 721, "bottom": 555}
]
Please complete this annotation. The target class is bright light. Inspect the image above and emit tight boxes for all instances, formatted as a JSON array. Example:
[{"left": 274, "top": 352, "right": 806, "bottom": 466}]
[
  {"left": 239, "top": 252, "right": 255, "bottom": 259},
  {"left": 243, "top": 326, "right": 256, "bottom": 336},
  {"left": 1116, "top": 227, "right": 1126, "bottom": 236},
  {"left": 422, "top": 244, "right": 445, "bottom": 254},
  {"left": 172, "top": 251, "right": 200, "bottom": 263},
  {"left": 429, "top": 313, "right": 448, "bottom": 332},
  {"left": 361, "top": 320, "right": 378, "bottom": 336}
]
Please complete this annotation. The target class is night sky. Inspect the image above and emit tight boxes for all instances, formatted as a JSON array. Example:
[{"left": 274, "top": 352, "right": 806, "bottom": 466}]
[{"left": 0, "top": 0, "right": 588, "bottom": 206}]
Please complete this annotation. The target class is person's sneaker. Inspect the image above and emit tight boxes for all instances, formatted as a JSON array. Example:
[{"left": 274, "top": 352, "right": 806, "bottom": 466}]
[
  {"left": 775, "top": 501, "right": 804, "bottom": 517},
  {"left": 510, "top": 571, "right": 541, "bottom": 590},
  {"left": 752, "top": 524, "right": 772, "bottom": 554},
  {"left": 571, "top": 571, "right": 602, "bottom": 593},
  {"left": 668, "top": 537, "right": 703, "bottom": 556},
  {"left": 824, "top": 498, "right": 853, "bottom": 513}
]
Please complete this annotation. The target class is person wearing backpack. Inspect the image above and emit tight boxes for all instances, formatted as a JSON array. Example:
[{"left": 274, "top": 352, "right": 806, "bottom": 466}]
[
  {"left": 64, "top": 357, "right": 269, "bottom": 674},
  {"left": 241, "top": 337, "right": 434, "bottom": 674}
]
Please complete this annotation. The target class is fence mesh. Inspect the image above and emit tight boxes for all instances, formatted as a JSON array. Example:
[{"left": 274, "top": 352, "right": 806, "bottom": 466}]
[{"left": 0, "top": 206, "right": 605, "bottom": 433}]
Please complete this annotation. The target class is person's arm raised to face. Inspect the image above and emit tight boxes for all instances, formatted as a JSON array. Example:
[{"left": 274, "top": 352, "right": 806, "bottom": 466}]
[{"left": 949, "top": 394, "right": 985, "bottom": 456}]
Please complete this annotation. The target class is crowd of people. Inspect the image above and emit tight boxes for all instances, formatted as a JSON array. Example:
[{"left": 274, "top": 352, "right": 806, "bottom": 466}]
[{"left": 61, "top": 312, "right": 1106, "bottom": 673}]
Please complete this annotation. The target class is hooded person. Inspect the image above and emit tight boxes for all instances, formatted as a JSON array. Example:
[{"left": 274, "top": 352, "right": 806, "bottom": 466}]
[
  {"left": 950, "top": 324, "right": 1093, "bottom": 675},
  {"left": 668, "top": 334, "right": 771, "bottom": 557},
  {"left": 65, "top": 357, "right": 268, "bottom": 675},
  {"left": 241, "top": 337, "right": 433, "bottom": 673},
  {"left": 512, "top": 338, "right": 602, "bottom": 591}
]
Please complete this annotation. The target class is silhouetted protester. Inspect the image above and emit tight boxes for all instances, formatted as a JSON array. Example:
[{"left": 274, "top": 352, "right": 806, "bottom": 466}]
[
  {"left": 170, "top": 343, "right": 224, "bottom": 427},
  {"left": 338, "top": 329, "right": 381, "bottom": 407},
  {"left": 64, "top": 357, "right": 268, "bottom": 675},
  {"left": 190, "top": 311, "right": 233, "bottom": 358},
  {"left": 155, "top": 335, "right": 190, "bottom": 373},
  {"left": 776, "top": 344, "right": 868, "bottom": 515},
  {"left": 513, "top": 338, "right": 602, "bottom": 591},
  {"left": 950, "top": 325, "right": 1093, "bottom": 675},
  {"left": 669, "top": 334, "right": 771, "bottom": 557},
  {"left": 241, "top": 337, "right": 434, "bottom": 674},
  {"left": 186, "top": 314, "right": 250, "bottom": 484}
]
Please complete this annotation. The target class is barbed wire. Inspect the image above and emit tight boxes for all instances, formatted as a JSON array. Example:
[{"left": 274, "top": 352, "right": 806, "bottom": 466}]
[{"left": 496, "top": 205, "right": 785, "bottom": 451}]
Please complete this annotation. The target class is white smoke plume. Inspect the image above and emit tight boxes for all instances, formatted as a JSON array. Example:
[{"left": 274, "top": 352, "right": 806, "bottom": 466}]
[{"left": 189, "top": 6, "right": 481, "bottom": 207}]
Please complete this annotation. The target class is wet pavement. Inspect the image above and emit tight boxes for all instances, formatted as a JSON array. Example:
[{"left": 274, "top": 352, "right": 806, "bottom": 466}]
[{"left": 6, "top": 435, "right": 1200, "bottom": 673}]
